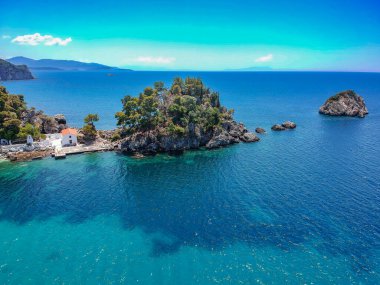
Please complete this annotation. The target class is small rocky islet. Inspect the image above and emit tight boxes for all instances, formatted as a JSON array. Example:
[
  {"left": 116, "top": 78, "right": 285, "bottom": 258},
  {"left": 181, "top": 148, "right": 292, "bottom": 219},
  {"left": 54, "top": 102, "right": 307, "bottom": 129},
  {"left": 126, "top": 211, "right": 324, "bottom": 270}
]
[
  {"left": 319, "top": 90, "right": 368, "bottom": 118},
  {"left": 271, "top": 121, "right": 297, "bottom": 131}
]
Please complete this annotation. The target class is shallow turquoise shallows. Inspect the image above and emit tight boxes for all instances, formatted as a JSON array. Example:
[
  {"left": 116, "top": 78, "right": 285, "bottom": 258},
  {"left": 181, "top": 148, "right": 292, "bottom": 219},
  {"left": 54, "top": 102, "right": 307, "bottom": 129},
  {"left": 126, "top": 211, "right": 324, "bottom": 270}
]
[{"left": 1, "top": 71, "right": 380, "bottom": 284}]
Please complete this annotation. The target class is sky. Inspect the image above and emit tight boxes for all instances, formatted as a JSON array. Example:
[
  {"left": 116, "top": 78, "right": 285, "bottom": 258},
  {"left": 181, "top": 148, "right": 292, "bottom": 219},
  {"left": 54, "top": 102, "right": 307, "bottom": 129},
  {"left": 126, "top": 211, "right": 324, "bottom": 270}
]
[{"left": 1, "top": 0, "right": 380, "bottom": 71}]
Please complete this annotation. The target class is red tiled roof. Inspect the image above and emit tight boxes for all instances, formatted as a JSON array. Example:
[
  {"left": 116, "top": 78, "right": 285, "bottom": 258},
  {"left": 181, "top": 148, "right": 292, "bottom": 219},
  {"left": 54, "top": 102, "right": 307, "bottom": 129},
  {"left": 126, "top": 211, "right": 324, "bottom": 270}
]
[{"left": 61, "top": 128, "right": 78, "bottom": 136}]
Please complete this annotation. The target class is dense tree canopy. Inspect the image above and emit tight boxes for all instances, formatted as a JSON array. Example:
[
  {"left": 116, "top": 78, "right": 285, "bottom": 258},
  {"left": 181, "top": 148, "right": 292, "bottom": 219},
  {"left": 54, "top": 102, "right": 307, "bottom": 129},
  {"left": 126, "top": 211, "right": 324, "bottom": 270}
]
[
  {"left": 0, "top": 86, "right": 26, "bottom": 140},
  {"left": 115, "top": 77, "right": 233, "bottom": 136}
]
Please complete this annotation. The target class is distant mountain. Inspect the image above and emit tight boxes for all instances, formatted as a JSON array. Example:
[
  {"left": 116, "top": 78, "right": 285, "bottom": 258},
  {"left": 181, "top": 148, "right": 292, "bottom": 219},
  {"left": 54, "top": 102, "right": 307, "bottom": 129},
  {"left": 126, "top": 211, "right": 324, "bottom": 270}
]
[
  {"left": 7, "top": 56, "right": 130, "bottom": 71},
  {"left": 0, "top": 59, "right": 34, "bottom": 81},
  {"left": 225, "top": 66, "right": 274, "bottom": 71}
]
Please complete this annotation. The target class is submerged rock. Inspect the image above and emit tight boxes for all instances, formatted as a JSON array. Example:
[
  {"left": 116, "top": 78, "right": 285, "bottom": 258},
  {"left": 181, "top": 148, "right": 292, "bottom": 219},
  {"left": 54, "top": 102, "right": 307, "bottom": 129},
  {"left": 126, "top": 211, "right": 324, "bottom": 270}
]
[
  {"left": 319, "top": 90, "right": 368, "bottom": 118},
  {"left": 255, "top": 127, "right": 266, "bottom": 134}
]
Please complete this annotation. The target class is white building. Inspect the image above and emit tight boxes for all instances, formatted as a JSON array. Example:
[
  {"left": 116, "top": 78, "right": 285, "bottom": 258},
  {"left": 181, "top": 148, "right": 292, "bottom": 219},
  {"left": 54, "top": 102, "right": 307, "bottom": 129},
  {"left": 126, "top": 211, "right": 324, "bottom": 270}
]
[{"left": 61, "top": 128, "right": 78, "bottom": 146}]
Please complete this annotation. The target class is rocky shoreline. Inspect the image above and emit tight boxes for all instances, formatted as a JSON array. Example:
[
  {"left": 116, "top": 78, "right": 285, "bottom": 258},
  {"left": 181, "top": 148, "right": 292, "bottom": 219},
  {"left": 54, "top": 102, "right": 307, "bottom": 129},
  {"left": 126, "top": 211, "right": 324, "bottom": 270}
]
[{"left": 119, "top": 120, "right": 259, "bottom": 155}]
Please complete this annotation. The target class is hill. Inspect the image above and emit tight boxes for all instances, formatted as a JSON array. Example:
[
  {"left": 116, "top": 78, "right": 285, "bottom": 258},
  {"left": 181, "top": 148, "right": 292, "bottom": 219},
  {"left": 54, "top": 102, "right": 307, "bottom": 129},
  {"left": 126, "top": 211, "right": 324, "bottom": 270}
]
[
  {"left": 0, "top": 59, "right": 34, "bottom": 81},
  {"left": 7, "top": 56, "right": 130, "bottom": 71}
]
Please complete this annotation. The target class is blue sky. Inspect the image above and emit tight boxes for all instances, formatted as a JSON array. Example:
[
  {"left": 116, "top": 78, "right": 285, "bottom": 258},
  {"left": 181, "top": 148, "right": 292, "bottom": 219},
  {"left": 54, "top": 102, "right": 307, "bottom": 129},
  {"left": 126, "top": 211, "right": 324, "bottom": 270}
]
[{"left": 1, "top": 0, "right": 380, "bottom": 71}]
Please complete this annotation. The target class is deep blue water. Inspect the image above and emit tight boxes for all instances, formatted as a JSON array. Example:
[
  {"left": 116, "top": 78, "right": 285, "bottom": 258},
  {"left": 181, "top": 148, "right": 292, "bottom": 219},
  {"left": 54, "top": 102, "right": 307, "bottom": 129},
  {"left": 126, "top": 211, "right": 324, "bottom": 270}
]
[{"left": 1, "top": 71, "right": 380, "bottom": 284}]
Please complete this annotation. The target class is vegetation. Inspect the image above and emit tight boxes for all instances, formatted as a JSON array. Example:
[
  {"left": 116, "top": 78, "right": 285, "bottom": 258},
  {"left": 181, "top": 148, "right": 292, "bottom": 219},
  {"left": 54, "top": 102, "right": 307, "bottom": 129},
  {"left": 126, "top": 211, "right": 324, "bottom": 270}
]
[
  {"left": 0, "top": 86, "right": 27, "bottom": 140},
  {"left": 111, "top": 130, "right": 121, "bottom": 142},
  {"left": 328, "top": 90, "right": 356, "bottom": 101},
  {"left": 115, "top": 77, "right": 234, "bottom": 136},
  {"left": 82, "top": 113, "right": 99, "bottom": 140},
  {"left": 18, "top": 123, "right": 42, "bottom": 140}
]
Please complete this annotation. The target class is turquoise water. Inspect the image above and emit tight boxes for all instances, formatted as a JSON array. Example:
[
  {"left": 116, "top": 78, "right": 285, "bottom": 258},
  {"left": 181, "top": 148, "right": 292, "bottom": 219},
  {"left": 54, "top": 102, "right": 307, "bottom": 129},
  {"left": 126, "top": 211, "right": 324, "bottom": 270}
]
[{"left": 1, "top": 71, "right": 380, "bottom": 284}]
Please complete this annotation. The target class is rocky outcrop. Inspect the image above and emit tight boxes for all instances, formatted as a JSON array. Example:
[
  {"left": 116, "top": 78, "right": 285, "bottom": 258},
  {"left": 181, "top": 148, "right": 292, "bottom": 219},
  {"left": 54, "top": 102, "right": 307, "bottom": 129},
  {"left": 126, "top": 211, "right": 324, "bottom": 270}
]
[
  {"left": 319, "top": 90, "right": 368, "bottom": 118},
  {"left": 282, "top": 121, "right": 296, "bottom": 129},
  {"left": 255, "top": 127, "right": 266, "bottom": 134},
  {"left": 271, "top": 124, "right": 286, "bottom": 131},
  {"left": 240, "top": 132, "right": 260, "bottom": 142},
  {"left": 0, "top": 59, "right": 34, "bottom": 81},
  {"left": 7, "top": 150, "right": 52, "bottom": 162},
  {"left": 120, "top": 120, "right": 259, "bottom": 155},
  {"left": 271, "top": 121, "right": 296, "bottom": 131},
  {"left": 21, "top": 109, "right": 67, "bottom": 133}
]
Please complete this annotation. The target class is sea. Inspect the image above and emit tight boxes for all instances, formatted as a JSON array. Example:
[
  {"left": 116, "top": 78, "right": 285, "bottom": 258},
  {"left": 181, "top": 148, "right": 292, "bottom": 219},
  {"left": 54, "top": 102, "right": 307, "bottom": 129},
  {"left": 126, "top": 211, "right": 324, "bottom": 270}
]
[{"left": 0, "top": 71, "right": 380, "bottom": 284}]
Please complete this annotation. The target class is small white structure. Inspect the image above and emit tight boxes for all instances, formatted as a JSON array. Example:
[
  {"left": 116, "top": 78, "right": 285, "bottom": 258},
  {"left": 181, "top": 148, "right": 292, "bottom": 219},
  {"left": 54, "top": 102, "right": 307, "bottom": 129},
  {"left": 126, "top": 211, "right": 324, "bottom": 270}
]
[
  {"left": 0, "top": 139, "right": 9, "bottom": 145},
  {"left": 61, "top": 128, "right": 78, "bottom": 147},
  {"left": 26, "top": 135, "right": 33, "bottom": 145}
]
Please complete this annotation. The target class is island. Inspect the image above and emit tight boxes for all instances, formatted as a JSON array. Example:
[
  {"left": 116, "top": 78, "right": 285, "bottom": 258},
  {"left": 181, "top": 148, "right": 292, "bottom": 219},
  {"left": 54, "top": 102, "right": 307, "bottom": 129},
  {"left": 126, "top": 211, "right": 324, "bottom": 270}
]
[
  {"left": 319, "top": 90, "right": 368, "bottom": 118},
  {"left": 0, "top": 59, "right": 34, "bottom": 81},
  {"left": 115, "top": 77, "right": 259, "bottom": 154}
]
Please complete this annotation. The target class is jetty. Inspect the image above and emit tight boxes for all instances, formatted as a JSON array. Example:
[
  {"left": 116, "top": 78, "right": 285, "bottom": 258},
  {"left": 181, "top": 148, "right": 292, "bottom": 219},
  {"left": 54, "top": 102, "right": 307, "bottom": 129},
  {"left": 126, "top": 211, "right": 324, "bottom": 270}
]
[{"left": 53, "top": 144, "right": 112, "bottom": 159}]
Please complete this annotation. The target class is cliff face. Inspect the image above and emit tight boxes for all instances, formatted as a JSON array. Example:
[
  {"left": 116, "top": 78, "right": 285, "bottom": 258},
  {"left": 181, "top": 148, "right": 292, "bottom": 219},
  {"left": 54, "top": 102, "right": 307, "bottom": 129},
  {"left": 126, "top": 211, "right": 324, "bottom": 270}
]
[
  {"left": 120, "top": 120, "right": 259, "bottom": 155},
  {"left": 0, "top": 59, "right": 34, "bottom": 81},
  {"left": 319, "top": 90, "right": 368, "bottom": 118},
  {"left": 21, "top": 109, "right": 67, "bottom": 134}
]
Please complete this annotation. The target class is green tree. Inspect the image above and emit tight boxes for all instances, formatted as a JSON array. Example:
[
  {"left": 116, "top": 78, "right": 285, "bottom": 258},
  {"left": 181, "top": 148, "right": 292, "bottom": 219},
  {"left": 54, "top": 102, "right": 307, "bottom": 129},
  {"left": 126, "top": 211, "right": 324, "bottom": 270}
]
[
  {"left": 18, "top": 123, "right": 42, "bottom": 140},
  {"left": 0, "top": 86, "right": 26, "bottom": 140},
  {"left": 1, "top": 119, "right": 21, "bottom": 140},
  {"left": 84, "top": 113, "right": 99, "bottom": 126},
  {"left": 154, "top": 81, "right": 164, "bottom": 92},
  {"left": 115, "top": 96, "right": 141, "bottom": 129},
  {"left": 115, "top": 77, "right": 231, "bottom": 136},
  {"left": 139, "top": 94, "right": 159, "bottom": 129},
  {"left": 82, "top": 113, "right": 99, "bottom": 141}
]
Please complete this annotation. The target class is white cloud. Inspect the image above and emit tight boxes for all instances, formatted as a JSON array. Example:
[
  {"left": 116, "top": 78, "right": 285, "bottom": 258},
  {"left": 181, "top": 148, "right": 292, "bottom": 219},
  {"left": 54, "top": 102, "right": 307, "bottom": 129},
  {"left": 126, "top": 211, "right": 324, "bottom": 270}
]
[
  {"left": 1, "top": 35, "right": 11, "bottom": 39},
  {"left": 255, "top": 54, "right": 273, "bottom": 63},
  {"left": 135, "top": 56, "right": 176, "bottom": 64},
  {"left": 11, "top": 33, "right": 72, "bottom": 46}
]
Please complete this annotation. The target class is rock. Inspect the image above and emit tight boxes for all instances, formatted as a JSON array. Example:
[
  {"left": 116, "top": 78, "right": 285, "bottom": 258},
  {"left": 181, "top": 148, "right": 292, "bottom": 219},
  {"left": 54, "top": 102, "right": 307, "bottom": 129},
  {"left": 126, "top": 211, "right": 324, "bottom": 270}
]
[
  {"left": 0, "top": 59, "right": 34, "bottom": 81},
  {"left": 77, "top": 132, "right": 86, "bottom": 144},
  {"left": 255, "top": 127, "right": 266, "bottom": 134},
  {"left": 206, "top": 129, "right": 236, "bottom": 149},
  {"left": 119, "top": 120, "right": 259, "bottom": 154},
  {"left": 281, "top": 121, "right": 296, "bottom": 129},
  {"left": 54, "top": 114, "right": 67, "bottom": 125},
  {"left": 271, "top": 124, "right": 286, "bottom": 131},
  {"left": 21, "top": 109, "right": 68, "bottom": 134},
  {"left": 319, "top": 90, "right": 368, "bottom": 118},
  {"left": 6, "top": 149, "right": 51, "bottom": 162},
  {"left": 240, "top": 132, "right": 260, "bottom": 142}
]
